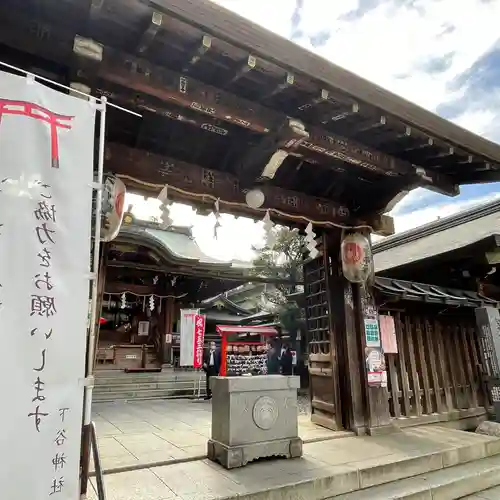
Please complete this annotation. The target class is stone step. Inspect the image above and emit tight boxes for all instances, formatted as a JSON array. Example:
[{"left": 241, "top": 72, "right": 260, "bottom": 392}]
[
  {"left": 87, "top": 427, "right": 500, "bottom": 500},
  {"left": 94, "top": 373, "right": 200, "bottom": 384},
  {"left": 331, "top": 453, "right": 500, "bottom": 499},
  {"left": 92, "top": 387, "right": 206, "bottom": 402},
  {"left": 461, "top": 484, "right": 500, "bottom": 499},
  {"left": 210, "top": 427, "right": 500, "bottom": 500},
  {"left": 94, "top": 380, "right": 201, "bottom": 392}
]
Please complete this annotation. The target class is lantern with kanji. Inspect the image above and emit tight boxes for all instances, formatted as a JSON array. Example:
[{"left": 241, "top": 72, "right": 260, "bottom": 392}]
[
  {"left": 101, "top": 175, "right": 126, "bottom": 242},
  {"left": 341, "top": 232, "right": 373, "bottom": 284}
]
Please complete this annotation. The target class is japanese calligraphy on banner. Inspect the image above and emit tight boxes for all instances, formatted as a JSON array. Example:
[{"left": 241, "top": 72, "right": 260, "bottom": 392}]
[
  {"left": 179, "top": 308, "right": 199, "bottom": 366},
  {"left": 0, "top": 71, "right": 96, "bottom": 500},
  {"left": 193, "top": 314, "right": 206, "bottom": 369}
]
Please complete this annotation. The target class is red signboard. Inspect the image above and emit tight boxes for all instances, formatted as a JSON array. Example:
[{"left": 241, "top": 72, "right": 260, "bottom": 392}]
[{"left": 193, "top": 314, "right": 206, "bottom": 369}]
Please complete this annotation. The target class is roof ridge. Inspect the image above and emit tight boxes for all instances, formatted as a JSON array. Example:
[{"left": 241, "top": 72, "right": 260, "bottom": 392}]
[{"left": 373, "top": 196, "right": 500, "bottom": 253}]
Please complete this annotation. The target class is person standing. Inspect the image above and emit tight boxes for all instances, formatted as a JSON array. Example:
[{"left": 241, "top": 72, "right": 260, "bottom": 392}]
[
  {"left": 280, "top": 344, "right": 293, "bottom": 376},
  {"left": 203, "top": 341, "right": 220, "bottom": 400},
  {"left": 266, "top": 340, "right": 281, "bottom": 375}
]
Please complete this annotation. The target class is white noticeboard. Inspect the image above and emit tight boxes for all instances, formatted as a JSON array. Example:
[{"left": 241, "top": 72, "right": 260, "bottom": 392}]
[
  {"left": 0, "top": 71, "right": 96, "bottom": 500},
  {"left": 179, "top": 308, "right": 199, "bottom": 366}
]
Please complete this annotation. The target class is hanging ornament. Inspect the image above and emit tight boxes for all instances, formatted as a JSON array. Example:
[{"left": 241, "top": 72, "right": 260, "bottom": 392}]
[
  {"left": 171, "top": 276, "right": 177, "bottom": 287},
  {"left": 262, "top": 210, "right": 276, "bottom": 246},
  {"left": 304, "top": 222, "right": 319, "bottom": 259},
  {"left": 120, "top": 292, "right": 127, "bottom": 309},
  {"left": 149, "top": 295, "right": 155, "bottom": 311},
  {"left": 153, "top": 275, "right": 159, "bottom": 285},
  {"left": 158, "top": 185, "right": 173, "bottom": 229},
  {"left": 341, "top": 232, "right": 374, "bottom": 284},
  {"left": 213, "top": 198, "right": 222, "bottom": 239},
  {"left": 213, "top": 219, "right": 222, "bottom": 239}
]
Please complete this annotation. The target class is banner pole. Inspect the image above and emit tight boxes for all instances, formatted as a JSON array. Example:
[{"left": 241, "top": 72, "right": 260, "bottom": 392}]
[
  {"left": 0, "top": 61, "right": 140, "bottom": 118},
  {"left": 81, "top": 96, "right": 107, "bottom": 497}
]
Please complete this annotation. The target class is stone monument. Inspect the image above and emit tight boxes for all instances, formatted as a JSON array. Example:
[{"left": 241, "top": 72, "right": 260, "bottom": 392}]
[{"left": 207, "top": 375, "right": 303, "bottom": 468}]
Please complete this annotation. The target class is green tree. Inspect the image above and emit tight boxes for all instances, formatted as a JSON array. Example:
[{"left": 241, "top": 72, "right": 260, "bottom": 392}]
[{"left": 251, "top": 227, "right": 305, "bottom": 349}]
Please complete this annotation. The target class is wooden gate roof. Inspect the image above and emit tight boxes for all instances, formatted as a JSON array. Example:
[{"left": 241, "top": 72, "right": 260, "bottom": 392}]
[{"left": 2, "top": 0, "right": 500, "bottom": 232}]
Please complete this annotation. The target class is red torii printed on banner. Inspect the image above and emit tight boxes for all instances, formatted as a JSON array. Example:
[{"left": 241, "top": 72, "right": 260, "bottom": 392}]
[{"left": 0, "top": 99, "right": 74, "bottom": 168}]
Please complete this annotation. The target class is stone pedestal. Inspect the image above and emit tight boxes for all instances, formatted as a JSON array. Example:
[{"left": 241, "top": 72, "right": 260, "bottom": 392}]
[{"left": 207, "top": 375, "right": 303, "bottom": 469}]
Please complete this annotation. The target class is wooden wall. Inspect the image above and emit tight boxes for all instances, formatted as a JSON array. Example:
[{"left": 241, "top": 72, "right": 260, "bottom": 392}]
[{"left": 386, "top": 311, "right": 490, "bottom": 420}]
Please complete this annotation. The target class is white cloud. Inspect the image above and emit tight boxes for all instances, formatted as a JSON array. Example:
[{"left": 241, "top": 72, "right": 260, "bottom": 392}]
[
  {"left": 211, "top": 0, "right": 296, "bottom": 38},
  {"left": 216, "top": 0, "right": 500, "bottom": 135},
  {"left": 392, "top": 191, "right": 500, "bottom": 233}
]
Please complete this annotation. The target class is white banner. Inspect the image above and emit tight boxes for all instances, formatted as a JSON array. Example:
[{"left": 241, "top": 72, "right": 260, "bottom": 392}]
[
  {"left": 0, "top": 71, "right": 96, "bottom": 499},
  {"left": 179, "top": 308, "right": 199, "bottom": 366}
]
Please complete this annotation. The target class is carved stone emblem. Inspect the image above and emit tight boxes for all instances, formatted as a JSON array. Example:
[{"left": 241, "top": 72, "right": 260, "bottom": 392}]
[{"left": 252, "top": 396, "right": 279, "bottom": 430}]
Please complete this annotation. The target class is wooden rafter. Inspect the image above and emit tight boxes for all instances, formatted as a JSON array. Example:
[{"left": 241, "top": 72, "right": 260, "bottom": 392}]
[
  {"left": 96, "top": 46, "right": 458, "bottom": 195},
  {"left": 225, "top": 54, "right": 257, "bottom": 86},
  {"left": 137, "top": 11, "right": 164, "bottom": 54},
  {"left": 182, "top": 34, "right": 211, "bottom": 72}
]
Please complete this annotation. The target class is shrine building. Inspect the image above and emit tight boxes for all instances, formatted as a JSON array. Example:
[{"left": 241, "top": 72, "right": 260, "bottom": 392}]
[{"left": 2, "top": 0, "right": 500, "bottom": 435}]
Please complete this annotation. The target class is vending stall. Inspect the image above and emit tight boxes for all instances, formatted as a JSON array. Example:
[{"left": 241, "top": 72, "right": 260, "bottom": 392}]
[{"left": 216, "top": 325, "right": 278, "bottom": 376}]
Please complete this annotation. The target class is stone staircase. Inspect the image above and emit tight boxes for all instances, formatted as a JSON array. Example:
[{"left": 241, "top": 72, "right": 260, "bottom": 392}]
[
  {"left": 92, "top": 370, "right": 205, "bottom": 402},
  {"left": 326, "top": 427, "right": 500, "bottom": 500},
  {"left": 214, "top": 426, "right": 500, "bottom": 500}
]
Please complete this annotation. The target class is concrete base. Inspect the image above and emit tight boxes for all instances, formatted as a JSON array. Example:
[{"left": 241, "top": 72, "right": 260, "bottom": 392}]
[
  {"left": 366, "top": 423, "right": 399, "bottom": 436},
  {"left": 207, "top": 436, "right": 303, "bottom": 469},
  {"left": 209, "top": 375, "right": 303, "bottom": 469}
]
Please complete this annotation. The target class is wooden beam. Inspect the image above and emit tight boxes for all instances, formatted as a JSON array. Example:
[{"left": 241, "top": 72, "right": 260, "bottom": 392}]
[
  {"left": 225, "top": 54, "right": 257, "bottom": 86},
  {"left": 150, "top": 0, "right": 500, "bottom": 165},
  {"left": 89, "top": 0, "right": 105, "bottom": 20},
  {"left": 234, "top": 118, "right": 309, "bottom": 184},
  {"left": 262, "top": 72, "right": 294, "bottom": 100},
  {"left": 459, "top": 168, "right": 500, "bottom": 184},
  {"left": 321, "top": 102, "right": 359, "bottom": 125},
  {"left": 182, "top": 34, "right": 212, "bottom": 72},
  {"left": 106, "top": 259, "right": 298, "bottom": 285},
  {"left": 105, "top": 142, "right": 393, "bottom": 234},
  {"left": 355, "top": 116, "right": 387, "bottom": 134},
  {"left": 97, "top": 47, "right": 458, "bottom": 195},
  {"left": 297, "top": 89, "right": 330, "bottom": 111},
  {"left": 137, "top": 11, "right": 163, "bottom": 54},
  {"left": 0, "top": 12, "right": 461, "bottom": 196}
]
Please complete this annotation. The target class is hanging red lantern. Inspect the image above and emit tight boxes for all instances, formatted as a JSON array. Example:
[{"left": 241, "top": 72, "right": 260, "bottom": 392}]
[{"left": 341, "top": 232, "right": 373, "bottom": 284}]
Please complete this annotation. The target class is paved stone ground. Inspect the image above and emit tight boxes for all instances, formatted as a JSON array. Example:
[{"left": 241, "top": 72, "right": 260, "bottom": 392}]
[
  {"left": 462, "top": 485, "right": 500, "bottom": 499},
  {"left": 92, "top": 398, "right": 345, "bottom": 472},
  {"left": 86, "top": 426, "right": 500, "bottom": 500}
]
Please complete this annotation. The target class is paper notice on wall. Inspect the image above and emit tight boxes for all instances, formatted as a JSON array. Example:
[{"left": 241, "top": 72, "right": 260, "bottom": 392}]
[
  {"left": 365, "top": 346, "right": 386, "bottom": 387},
  {"left": 379, "top": 315, "right": 398, "bottom": 354},
  {"left": 364, "top": 318, "right": 381, "bottom": 347}
]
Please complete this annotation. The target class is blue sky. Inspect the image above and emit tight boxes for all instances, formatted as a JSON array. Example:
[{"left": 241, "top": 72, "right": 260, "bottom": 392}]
[{"left": 128, "top": 0, "right": 500, "bottom": 259}]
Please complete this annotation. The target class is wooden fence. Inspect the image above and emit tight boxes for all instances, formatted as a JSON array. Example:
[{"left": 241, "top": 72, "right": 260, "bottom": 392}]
[{"left": 386, "top": 312, "right": 490, "bottom": 420}]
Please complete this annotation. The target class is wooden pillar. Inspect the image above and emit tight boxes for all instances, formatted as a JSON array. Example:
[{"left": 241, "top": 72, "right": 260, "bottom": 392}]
[
  {"left": 356, "top": 285, "right": 392, "bottom": 433},
  {"left": 162, "top": 297, "right": 175, "bottom": 366},
  {"left": 305, "top": 229, "right": 392, "bottom": 434},
  {"left": 329, "top": 272, "right": 367, "bottom": 432},
  {"left": 304, "top": 235, "right": 342, "bottom": 430}
]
